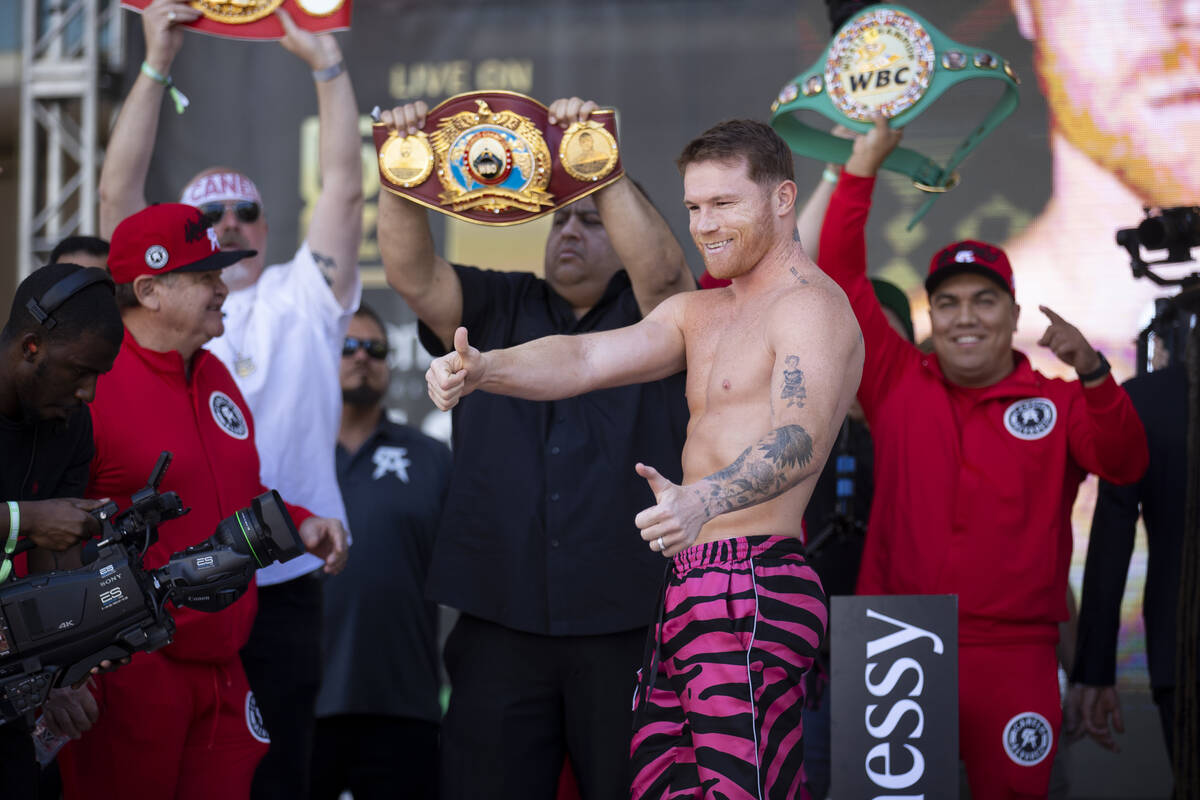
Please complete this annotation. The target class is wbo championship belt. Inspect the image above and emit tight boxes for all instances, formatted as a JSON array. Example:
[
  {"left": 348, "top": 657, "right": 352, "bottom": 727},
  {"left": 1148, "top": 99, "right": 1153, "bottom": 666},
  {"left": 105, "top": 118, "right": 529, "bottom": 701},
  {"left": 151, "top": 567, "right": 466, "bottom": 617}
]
[
  {"left": 121, "top": 0, "right": 351, "bottom": 40},
  {"left": 373, "top": 91, "right": 624, "bottom": 226},
  {"left": 769, "top": 4, "right": 1019, "bottom": 227}
]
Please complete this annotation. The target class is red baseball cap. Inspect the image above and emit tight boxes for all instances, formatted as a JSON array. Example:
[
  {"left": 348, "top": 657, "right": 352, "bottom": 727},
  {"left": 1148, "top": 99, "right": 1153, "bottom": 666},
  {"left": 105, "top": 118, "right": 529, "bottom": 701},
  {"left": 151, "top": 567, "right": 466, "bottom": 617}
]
[
  {"left": 925, "top": 239, "right": 1015, "bottom": 298},
  {"left": 108, "top": 203, "right": 256, "bottom": 284}
]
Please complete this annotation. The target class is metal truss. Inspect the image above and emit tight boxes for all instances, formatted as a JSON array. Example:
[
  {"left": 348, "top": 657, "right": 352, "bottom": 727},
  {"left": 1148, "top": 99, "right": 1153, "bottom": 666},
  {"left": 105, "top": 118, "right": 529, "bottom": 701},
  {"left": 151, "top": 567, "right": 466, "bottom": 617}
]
[{"left": 18, "top": 0, "right": 123, "bottom": 277}]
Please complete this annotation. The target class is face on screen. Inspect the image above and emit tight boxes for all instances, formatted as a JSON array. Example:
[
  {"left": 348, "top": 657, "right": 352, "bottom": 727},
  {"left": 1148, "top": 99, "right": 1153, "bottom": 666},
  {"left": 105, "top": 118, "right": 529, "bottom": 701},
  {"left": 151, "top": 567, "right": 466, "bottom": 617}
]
[{"left": 1016, "top": 0, "right": 1200, "bottom": 205}]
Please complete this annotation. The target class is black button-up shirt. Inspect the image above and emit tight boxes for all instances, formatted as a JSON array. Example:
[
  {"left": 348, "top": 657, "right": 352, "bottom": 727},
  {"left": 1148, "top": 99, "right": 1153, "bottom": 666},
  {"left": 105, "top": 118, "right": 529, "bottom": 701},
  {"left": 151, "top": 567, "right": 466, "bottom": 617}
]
[
  {"left": 1074, "top": 365, "right": 1191, "bottom": 689},
  {"left": 419, "top": 266, "right": 690, "bottom": 636}
]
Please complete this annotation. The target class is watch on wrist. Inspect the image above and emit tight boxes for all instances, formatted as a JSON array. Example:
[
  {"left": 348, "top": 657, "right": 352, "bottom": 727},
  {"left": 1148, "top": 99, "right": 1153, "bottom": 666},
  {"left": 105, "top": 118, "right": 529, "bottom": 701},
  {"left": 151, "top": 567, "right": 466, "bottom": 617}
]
[
  {"left": 312, "top": 61, "right": 345, "bottom": 82},
  {"left": 1077, "top": 351, "right": 1110, "bottom": 383}
]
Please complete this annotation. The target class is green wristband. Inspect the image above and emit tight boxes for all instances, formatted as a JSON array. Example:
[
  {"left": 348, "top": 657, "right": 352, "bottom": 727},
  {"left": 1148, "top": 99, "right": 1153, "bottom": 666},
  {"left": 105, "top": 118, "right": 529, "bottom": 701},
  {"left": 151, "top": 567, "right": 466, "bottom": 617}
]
[
  {"left": 141, "top": 61, "right": 190, "bottom": 115},
  {"left": 769, "top": 4, "right": 1020, "bottom": 228},
  {"left": 1, "top": 501, "right": 19, "bottom": 583}
]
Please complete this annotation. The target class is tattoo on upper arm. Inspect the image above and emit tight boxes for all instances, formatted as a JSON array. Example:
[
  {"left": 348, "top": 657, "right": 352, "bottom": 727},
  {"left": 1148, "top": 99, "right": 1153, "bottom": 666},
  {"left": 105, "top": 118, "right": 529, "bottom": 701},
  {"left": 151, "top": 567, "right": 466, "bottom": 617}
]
[
  {"left": 698, "top": 424, "right": 814, "bottom": 516},
  {"left": 312, "top": 250, "right": 337, "bottom": 287},
  {"left": 781, "top": 355, "right": 806, "bottom": 408}
]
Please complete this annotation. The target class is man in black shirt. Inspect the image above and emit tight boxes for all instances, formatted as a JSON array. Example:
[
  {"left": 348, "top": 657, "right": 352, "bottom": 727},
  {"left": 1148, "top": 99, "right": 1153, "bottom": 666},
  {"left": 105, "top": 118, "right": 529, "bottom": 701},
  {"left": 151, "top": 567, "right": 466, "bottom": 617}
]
[
  {"left": 379, "top": 97, "right": 694, "bottom": 799},
  {"left": 1072, "top": 363, "right": 1192, "bottom": 765},
  {"left": 312, "top": 305, "right": 451, "bottom": 800},
  {"left": 0, "top": 263, "right": 123, "bottom": 798}
]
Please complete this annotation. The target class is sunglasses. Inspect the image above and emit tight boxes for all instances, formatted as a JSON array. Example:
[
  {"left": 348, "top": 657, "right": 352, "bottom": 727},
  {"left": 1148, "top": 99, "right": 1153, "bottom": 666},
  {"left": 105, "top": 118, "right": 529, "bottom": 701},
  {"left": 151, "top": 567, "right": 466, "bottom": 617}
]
[
  {"left": 342, "top": 336, "right": 388, "bottom": 360},
  {"left": 198, "top": 201, "right": 262, "bottom": 227}
]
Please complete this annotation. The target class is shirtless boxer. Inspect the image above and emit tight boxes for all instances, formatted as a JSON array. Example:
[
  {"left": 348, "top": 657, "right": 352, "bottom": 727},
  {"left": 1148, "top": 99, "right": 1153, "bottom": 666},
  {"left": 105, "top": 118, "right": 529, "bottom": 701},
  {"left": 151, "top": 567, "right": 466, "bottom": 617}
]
[{"left": 425, "top": 119, "right": 864, "bottom": 800}]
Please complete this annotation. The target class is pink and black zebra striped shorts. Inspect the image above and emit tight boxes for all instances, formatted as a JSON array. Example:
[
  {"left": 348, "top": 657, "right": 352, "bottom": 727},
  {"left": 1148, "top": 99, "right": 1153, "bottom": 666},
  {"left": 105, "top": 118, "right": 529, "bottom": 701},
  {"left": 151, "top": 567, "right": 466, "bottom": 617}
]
[{"left": 629, "top": 535, "right": 826, "bottom": 800}]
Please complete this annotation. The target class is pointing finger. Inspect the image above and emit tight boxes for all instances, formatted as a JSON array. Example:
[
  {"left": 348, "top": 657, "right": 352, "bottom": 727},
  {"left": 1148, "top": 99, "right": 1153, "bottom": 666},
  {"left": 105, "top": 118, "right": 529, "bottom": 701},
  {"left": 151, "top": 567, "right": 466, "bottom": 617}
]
[{"left": 1039, "top": 305, "right": 1066, "bottom": 325}]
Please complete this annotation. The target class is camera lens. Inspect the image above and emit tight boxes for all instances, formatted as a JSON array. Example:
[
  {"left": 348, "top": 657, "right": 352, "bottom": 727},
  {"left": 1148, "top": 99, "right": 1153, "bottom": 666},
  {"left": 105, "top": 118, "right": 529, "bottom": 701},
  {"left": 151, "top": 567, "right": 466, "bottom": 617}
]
[
  {"left": 1137, "top": 207, "right": 1200, "bottom": 250},
  {"left": 212, "top": 490, "right": 304, "bottom": 567}
]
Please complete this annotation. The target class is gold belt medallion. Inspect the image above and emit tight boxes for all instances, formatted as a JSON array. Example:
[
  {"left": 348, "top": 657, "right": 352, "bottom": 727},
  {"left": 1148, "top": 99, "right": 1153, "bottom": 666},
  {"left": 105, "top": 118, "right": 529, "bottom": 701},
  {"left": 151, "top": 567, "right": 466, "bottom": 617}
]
[
  {"left": 431, "top": 99, "right": 554, "bottom": 217},
  {"left": 379, "top": 132, "right": 435, "bottom": 189},
  {"left": 825, "top": 8, "right": 935, "bottom": 121},
  {"left": 190, "top": 0, "right": 285, "bottom": 24},
  {"left": 559, "top": 121, "right": 619, "bottom": 182}
]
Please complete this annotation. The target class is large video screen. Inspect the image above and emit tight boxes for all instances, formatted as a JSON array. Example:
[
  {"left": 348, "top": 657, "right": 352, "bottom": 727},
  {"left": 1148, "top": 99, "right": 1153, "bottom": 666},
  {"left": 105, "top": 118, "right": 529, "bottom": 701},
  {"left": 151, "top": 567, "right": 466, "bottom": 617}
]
[{"left": 138, "top": 0, "right": 1198, "bottom": 688}]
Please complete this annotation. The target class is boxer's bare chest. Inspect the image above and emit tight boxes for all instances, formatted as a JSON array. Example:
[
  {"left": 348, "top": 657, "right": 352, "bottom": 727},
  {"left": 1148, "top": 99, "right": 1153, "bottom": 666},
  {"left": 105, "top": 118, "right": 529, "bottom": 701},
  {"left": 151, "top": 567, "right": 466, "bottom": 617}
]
[{"left": 683, "top": 293, "right": 776, "bottom": 417}]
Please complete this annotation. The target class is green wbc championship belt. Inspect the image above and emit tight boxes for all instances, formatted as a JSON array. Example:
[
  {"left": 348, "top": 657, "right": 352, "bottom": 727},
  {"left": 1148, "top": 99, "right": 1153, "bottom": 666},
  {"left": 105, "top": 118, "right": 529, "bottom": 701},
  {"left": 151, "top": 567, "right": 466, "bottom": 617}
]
[{"left": 769, "top": 4, "right": 1020, "bottom": 227}]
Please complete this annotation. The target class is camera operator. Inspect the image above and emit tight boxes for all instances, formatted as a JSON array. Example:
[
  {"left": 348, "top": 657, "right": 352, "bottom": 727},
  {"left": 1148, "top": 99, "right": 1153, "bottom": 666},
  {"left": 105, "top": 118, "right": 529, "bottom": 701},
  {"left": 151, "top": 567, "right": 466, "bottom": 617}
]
[
  {"left": 0, "top": 263, "right": 123, "bottom": 798},
  {"left": 55, "top": 203, "right": 348, "bottom": 800}
]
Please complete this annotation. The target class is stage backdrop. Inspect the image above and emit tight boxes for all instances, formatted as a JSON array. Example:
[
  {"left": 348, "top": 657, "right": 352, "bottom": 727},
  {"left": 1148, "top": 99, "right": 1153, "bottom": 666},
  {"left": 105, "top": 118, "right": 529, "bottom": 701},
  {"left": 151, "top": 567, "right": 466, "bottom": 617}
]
[{"left": 126, "top": 0, "right": 1200, "bottom": 689}]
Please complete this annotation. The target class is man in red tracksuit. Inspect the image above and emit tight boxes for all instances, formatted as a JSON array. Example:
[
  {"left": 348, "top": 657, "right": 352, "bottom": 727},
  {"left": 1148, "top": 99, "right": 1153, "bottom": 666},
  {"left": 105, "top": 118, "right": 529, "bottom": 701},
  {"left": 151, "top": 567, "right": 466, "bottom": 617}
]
[
  {"left": 57, "top": 204, "right": 347, "bottom": 800},
  {"left": 817, "top": 118, "right": 1148, "bottom": 799}
]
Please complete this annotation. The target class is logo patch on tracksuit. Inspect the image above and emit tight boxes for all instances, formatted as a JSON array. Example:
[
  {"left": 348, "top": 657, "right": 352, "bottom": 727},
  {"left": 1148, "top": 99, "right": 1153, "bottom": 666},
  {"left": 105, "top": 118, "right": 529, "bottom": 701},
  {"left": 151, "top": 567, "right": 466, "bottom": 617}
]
[
  {"left": 209, "top": 391, "right": 249, "bottom": 440},
  {"left": 245, "top": 691, "right": 270, "bottom": 743},
  {"left": 1003, "top": 398, "right": 1056, "bottom": 441},
  {"left": 1003, "top": 711, "right": 1052, "bottom": 765}
]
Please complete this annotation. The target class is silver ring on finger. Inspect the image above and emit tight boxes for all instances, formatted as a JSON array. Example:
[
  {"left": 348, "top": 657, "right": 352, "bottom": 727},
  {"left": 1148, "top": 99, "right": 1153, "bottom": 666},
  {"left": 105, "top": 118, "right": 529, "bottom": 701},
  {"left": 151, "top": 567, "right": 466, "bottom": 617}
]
[
  {"left": 167, "top": 9, "right": 176, "bottom": 20},
  {"left": 657, "top": 536, "right": 665, "bottom": 552}
]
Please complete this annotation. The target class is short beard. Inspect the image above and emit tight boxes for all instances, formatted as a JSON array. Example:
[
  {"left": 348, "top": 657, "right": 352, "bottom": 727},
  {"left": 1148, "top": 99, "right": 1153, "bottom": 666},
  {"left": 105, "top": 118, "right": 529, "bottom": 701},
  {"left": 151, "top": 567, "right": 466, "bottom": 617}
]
[{"left": 342, "top": 384, "right": 384, "bottom": 409}]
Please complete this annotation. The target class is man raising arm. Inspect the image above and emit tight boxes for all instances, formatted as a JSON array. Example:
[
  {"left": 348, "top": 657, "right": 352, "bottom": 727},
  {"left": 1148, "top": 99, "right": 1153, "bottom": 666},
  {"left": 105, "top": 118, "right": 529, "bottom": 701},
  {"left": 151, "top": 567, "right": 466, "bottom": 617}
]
[
  {"left": 378, "top": 96, "right": 693, "bottom": 800},
  {"left": 816, "top": 115, "right": 1148, "bottom": 800}
]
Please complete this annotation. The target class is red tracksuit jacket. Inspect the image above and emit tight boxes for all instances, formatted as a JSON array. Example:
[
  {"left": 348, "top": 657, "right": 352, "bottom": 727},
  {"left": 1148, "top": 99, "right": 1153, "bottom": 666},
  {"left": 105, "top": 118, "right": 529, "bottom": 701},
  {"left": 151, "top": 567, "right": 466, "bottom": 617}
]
[
  {"left": 820, "top": 172, "right": 1149, "bottom": 643},
  {"left": 87, "top": 329, "right": 312, "bottom": 662}
]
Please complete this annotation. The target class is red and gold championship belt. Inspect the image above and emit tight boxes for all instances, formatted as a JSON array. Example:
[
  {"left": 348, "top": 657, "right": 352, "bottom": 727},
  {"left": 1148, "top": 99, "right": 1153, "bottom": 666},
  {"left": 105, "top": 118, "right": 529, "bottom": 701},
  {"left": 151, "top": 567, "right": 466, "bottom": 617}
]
[
  {"left": 373, "top": 92, "right": 624, "bottom": 226},
  {"left": 121, "top": 0, "right": 351, "bottom": 40}
]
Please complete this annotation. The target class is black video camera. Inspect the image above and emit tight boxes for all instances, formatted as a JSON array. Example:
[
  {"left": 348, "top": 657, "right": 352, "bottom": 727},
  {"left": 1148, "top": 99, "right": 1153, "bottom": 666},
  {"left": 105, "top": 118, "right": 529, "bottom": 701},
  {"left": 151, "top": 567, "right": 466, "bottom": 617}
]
[
  {"left": 1116, "top": 206, "right": 1200, "bottom": 277},
  {"left": 0, "top": 451, "right": 304, "bottom": 725}
]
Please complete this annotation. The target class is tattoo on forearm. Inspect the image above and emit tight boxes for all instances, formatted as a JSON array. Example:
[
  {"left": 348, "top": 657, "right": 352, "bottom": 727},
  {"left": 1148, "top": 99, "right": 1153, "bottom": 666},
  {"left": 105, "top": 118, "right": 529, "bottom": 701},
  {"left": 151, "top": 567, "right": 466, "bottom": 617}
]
[
  {"left": 698, "top": 424, "right": 814, "bottom": 516},
  {"left": 312, "top": 250, "right": 337, "bottom": 287},
  {"left": 781, "top": 355, "right": 806, "bottom": 408}
]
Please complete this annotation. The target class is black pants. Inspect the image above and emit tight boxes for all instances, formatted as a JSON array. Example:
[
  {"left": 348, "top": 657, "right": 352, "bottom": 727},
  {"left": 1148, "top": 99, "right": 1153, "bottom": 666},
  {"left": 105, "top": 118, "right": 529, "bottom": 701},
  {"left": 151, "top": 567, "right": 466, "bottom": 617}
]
[
  {"left": 239, "top": 573, "right": 323, "bottom": 800},
  {"left": 310, "top": 714, "right": 439, "bottom": 800},
  {"left": 1153, "top": 684, "right": 1200, "bottom": 769},
  {"left": 0, "top": 721, "right": 37, "bottom": 800},
  {"left": 439, "top": 614, "right": 646, "bottom": 800}
]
